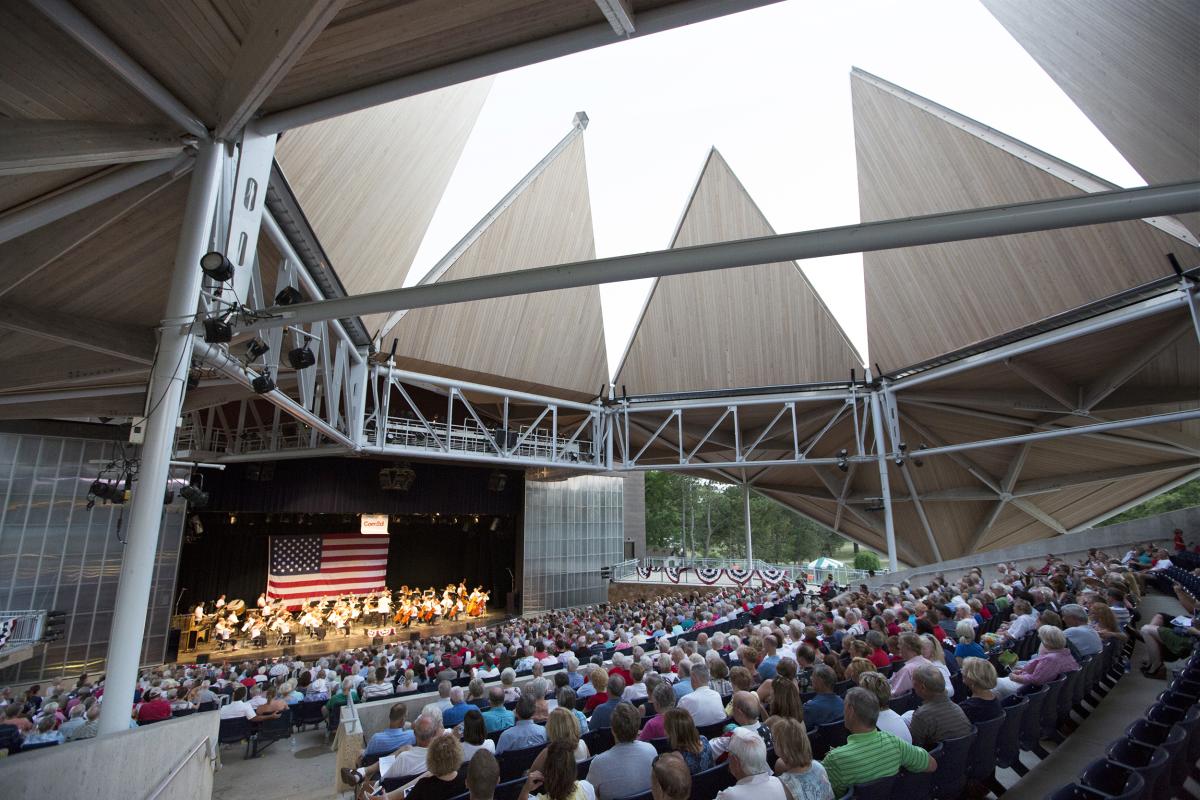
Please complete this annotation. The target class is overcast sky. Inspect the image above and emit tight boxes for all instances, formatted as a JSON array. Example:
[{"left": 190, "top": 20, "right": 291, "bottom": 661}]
[{"left": 405, "top": 0, "right": 1141, "bottom": 375}]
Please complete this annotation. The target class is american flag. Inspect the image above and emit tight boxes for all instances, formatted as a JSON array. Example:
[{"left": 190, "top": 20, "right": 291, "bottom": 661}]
[{"left": 266, "top": 533, "right": 389, "bottom": 607}]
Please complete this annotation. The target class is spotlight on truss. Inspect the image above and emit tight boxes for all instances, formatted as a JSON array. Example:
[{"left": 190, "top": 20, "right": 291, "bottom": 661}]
[{"left": 199, "top": 252, "right": 234, "bottom": 283}]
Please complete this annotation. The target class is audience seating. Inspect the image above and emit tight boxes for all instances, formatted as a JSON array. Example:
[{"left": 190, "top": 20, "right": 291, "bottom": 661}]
[
  {"left": 18, "top": 740, "right": 58, "bottom": 752},
  {"left": 218, "top": 717, "right": 254, "bottom": 759},
  {"left": 250, "top": 708, "right": 292, "bottom": 758},
  {"left": 965, "top": 712, "right": 1004, "bottom": 793},
  {"left": 0, "top": 724, "right": 22, "bottom": 755},
  {"left": 695, "top": 719, "right": 730, "bottom": 740},
  {"left": 688, "top": 763, "right": 734, "bottom": 800},
  {"left": 292, "top": 699, "right": 325, "bottom": 730},
  {"left": 196, "top": 700, "right": 218, "bottom": 712},
  {"left": 843, "top": 773, "right": 895, "bottom": 799},
  {"left": 581, "top": 727, "right": 613, "bottom": 755},
  {"left": 498, "top": 743, "right": 545, "bottom": 781},
  {"left": 382, "top": 773, "right": 422, "bottom": 793},
  {"left": 891, "top": 742, "right": 940, "bottom": 800},
  {"left": 887, "top": 691, "right": 918, "bottom": 715},
  {"left": 992, "top": 695, "right": 1028, "bottom": 792},
  {"left": 1104, "top": 738, "right": 1169, "bottom": 800},
  {"left": 811, "top": 719, "right": 848, "bottom": 760},
  {"left": 1077, "top": 759, "right": 1145, "bottom": 800},
  {"left": 930, "top": 726, "right": 976, "bottom": 800},
  {"left": 1046, "top": 784, "right": 1117, "bottom": 799}
]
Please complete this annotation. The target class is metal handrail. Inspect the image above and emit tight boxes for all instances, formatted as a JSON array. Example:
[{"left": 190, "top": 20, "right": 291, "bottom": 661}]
[{"left": 145, "top": 734, "right": 214, "bottom": 800}]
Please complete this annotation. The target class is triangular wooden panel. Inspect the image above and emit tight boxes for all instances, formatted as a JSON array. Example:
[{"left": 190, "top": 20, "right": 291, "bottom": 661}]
[
  {"left": 615, "top": 149, "right": 862, "bottom": 395},
  {"left": 382, "top": 133, "right": 608, "bottom": 401},
  {"left": 982, "top": 0, "right": 1200, "bottom": 236},
  {"left": 853, "top": 70, "right": 1200, "bottom": 372},
  {"left": 276, "top": 78, "right": 491, "bottom": 337}
]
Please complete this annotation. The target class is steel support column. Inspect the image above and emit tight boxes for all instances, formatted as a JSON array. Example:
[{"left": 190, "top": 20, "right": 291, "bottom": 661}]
[
  {"left": 742, "top": 478, "right": 753, "bottom": 566},
  {"left": 869, "top": 390, "right": 899, "bottom": 572},
  {"left": 97, "top": 141, "right": 222, "bottom": 736}
]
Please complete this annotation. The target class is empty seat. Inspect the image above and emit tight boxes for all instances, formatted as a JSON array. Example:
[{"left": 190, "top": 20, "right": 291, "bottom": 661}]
[
  {"left": 1037, "top": 675, "right": 1069, "bottom": 752},
  {"left": 293, "top": 699, "right": 324, "bottom": 730},
  {"left": 1016, "top": 684, "right": 1050, "bottom": 774},
  {"left": 1046, "top": 784, "right": 1115, "bottom": 800},
  {"left": 1078, "top": 758, "right": 1147, "bottom": 800},
  {"left": 250, "top": 708, "right": 293, "bottom": 758},
  {"left": 1125, "top": 718, "right": 1187, "bottom": 793},
  {"left": 695, "top": 719, "right": 731, "bottom": 740},
  {"left": 648, "top": 737, "right": 670, "bottom": 754},
  {"left": 993, "top": 694, "right": 1028, "bottom": 788},
  {"left": 1104, "top": 738, "right": 1169, "bottom": 800},
  {"left": 582, "top": 727, "right": 613, "bottom": 755},
  {"left": 218, "top": 717, "right": 254, "bottom": 759},
  {"left": 931, "top": 726, "right": 976, "bottom": 800},
  {"left": 1146, "top": 701, "right": 1200, "bottom": 763},
  {"left": 498, "top": 743, "right": 546, "bottom": 781},
  {"left": 689, "top": 763, "right": 734, "bottom": 800},
  {"left": 966, "top": 712, "right": 1004, "bottom": 790},
  {"left": 887, "top": 691, "right": 918, "bottom": 715},
  {"left": 891, "top": 742, "right": 940, "bottom": 800}
]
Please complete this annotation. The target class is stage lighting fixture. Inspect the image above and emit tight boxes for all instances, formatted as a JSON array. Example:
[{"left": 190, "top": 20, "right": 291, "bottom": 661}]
[
  {"left": 865, "top": 501, "right": 885, "bottom": 512},
  {"left": 895, "top": 442, "right": 907, "bottom": 468},
  {"left": 90, "top": 479, "right": 116, "bottom": 500},
  {"left": 288, "top": 341, "right": 316, "bottom": 370},
  {"left": 179, "top": 483, "right": 209, "bottom": 508},
  {"left": 913, "top": 444, "right": 926, "bottom": 468},
  {"left": 251, "top": 370, "right": 276, "bottom": 394},
  {"left": 487, "top": 471, "right": 508, "bottom": 492},
  {"left": 199, "top": 251, "right": 234, "bottom": 282},
  {"left": 836, "top": 449, "right": 849, "bottom": 473},
  {"left": 190, "top": 515, "right": 204, "bottom": 535},
  {"left": 275, "top": 286, "right": 303, "bottom": 306},
  {"left": 229, "top": 514, "right": 237, "bottom": 524},
  {"left": 203, "top": 315, "right": 233, "bottom": 344},
  {"left": 489, "top": 517, "right": 500, "bottom": 532},
  {"left": 245, "top": 338, "right": 270, "bottom": 361}
]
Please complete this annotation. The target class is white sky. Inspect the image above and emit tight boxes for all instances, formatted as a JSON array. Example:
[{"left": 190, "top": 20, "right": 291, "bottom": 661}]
[{"left": 405, "top": 0, "right": 1142, "bottom": 376}]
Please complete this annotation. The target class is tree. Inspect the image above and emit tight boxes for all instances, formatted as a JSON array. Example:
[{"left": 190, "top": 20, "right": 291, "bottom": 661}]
[
  {"left": 853, "top": 551, "right": 881, "bottom": 571},
  {"left": 1100, "top": 478, "right": 1200, "bottom": 527}
]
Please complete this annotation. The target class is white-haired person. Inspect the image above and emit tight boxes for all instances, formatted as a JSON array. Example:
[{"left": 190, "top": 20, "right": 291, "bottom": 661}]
[
  {"left": 994, "top": 625, "right": 1079, "bottom": 698},
  {"left": 715, "top": 726, "right": 787, "bottom": 799},
  {"left": 958, "top": 657, "right": 1002, "bottom": 723}
]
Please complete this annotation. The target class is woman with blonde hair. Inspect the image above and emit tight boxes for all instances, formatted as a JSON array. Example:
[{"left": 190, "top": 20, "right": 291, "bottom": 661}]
[
  {"left": 768, "top": 717, "right": 834, "bottom": 800},
  {"left": 397, "top": 733, "right": 467, "bottom": 800},
  {"left": 959, "top": 658, "right": 1002, "bottom": 723},
  {"left": 919, "top": 633, "right": 954, "bottom": 693},
  {"left": 663, "top": 707, "right": 713, "bottom": 774},
  {"left": 541, "top": 707, "right": 588, "bottom": 762},
  {"left": 520, "top": 740, "right": 595, "bottom": 800},
  {"left": 856, "top": 672, "right": 909, "bottom": 744},
  {"left": 843, "top": 657, "right": 876, "bottom": 684},
  {"left": 582, "top": 669, "right": 607, "bottom": 713}
]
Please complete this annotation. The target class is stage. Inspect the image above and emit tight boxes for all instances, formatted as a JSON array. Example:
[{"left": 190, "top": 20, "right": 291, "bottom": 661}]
[{"left": 175, "top": 609, "right": 508, "bottom": 666}]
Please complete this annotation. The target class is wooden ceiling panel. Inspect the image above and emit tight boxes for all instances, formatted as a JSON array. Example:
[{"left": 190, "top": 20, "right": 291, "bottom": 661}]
[
  {"left": 616, "top": 149, "right": 863, "bottom": 395},
  {"left": 0, "top": 168, "right": 104, "bottom": 215},
  {"left": 983, "top": 0, "right": 1200, "bottom": 236},
  {"left": 853, "top": 70, "right": 1198, "bottom": 372}
]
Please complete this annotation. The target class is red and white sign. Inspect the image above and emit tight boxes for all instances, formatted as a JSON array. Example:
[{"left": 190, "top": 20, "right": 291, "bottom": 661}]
[{"left": 360, "top": 514, "right": 390, "bottom": 535}]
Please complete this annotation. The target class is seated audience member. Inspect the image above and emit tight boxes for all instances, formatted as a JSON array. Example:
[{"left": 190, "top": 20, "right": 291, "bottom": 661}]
[
  {"left": 907, "top": 666, "right": 972, "bottom": 750},
  {"left": 466, "top": 750, "right": 500, "bottom": 800},
  {"left": 58, "top": 704, "right": 87, "bottom": 740},
  {"left": 402, "top": 733, "right": 468, "bottom": 800},
  {"left": 887, "top": 634, "right": 930, "bottom": 696},
  {"left": 460, "top": 709, "right": 495, "bottom": 762},
  {"left": 708, "top": 658, "right": 734, "bottom": 697},
  {"left": 219, "top": 686, "right": 257, "bottom": 720},
  {"left": 822, "top": 688, "right": 936, "bottom": 798},
  {"left": 583, "top": 670, "right": 609, "bottom": 714},
  {"left": 801, "top": 665, "right": 843, "bottom": 728},
  {"left": 520, "top": 740, "right": 595, "bottom": 800},
  {"left": 865, "top": 631, "right": 891, "bottom": 669},
  {"left": 1060, "top": 604, "right": 1103, "bottom": 659},
  {"left": 958, "top": 658, "right": 1002, "bottom": 724},
  {"left": 1139, "top": 612, "right": 1200, "bottom": 679},
  {"left": 757, "top": 636, "right": 782, "bottom": 681},
  {"left": 855, "top": 672, "right": 909, "bottom": 744},
  {"left": 586, "top": 702, "right": 656, "bottom": 800},
  {"left": 530, "top": 708, "right": 588, "bottom": 771},
  {"left": 361, "top": 667, "right": 395, "bottom": 701},
  {"left": 1090, "top": 604, "right": 1127, "bottom": 644},
  {"left": 711, "top": 691, "right": 772, "bottom": 760},
  {"left": 135, "top": 688, "right": 173, "bottom": 724},
  {"left": 442, "top": 686, "right": 473, "bottom": 728},
  {"left": 622, "top": 663, "right": 648, "bottom": 703},
  {"left": 953, "top": 622, "right": 986, "bottom": 665},
  {"left": 66, "top": 704, "right": 101, "bottom": 741},
  {"left": 482, "top": 687, "right": 515, "bottom": 733},
  {"left": 716, "top": 726, "right": 787, "bottom": 800},
  {"left": 765, "top": 676, "right": 804, "bottom": 726},
  {"left": 556, "top": 687, "right": 588, "bottom": 735},
  {"left": 588, "top": 675, "right": 625, "bottom": 731},
  {"left": 994, "top": 625, "right": 1079, "bottom": 698},
  {"left": 347, "top": 713, "right": 442, "bottom": 788},
  {"left": 1002, "top": 600, "right": 1039, "bottom": 644},
  {"left": 672, "top": 661, "right": 693, "bottom": 701},
  {"left": 769, "top": 717, "right": 834, "bottom": 800},
  {"left": 23, "top": 714, "right": 63, "bottom": 745},
  {"left": 362, "top": 702, "right": 414, "bottom": 761},
  {"left": 677, "top": 662, "right": 725, "bottom": 726},
  {"left": 497, "top": 695, "right": 547, "bottom": 755},
  {"left": 650, "top": 752, "right": 692, "bottom": 800},
  {"left": 638, "top": 682, "right": 676, "bottom": 742},
  {"left": 919, "top": 634, "right": 954, "bottom": 691},
  {"left": 663, "top": 707, "right": 713, "bottom": 774}
]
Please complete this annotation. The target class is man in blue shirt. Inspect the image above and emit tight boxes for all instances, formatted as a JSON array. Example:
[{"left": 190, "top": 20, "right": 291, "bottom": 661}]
[
  {"left": 496, "top": 695, "right": 547, "bottom": 754},
  {"left": 756, "top": 635, "right": 781, "bottom": 681},
  {"left": 803, "top": 665, "right": 844, "bottom": 727},
  {"left": 672, "top": 662, "right": 694, "bottom": 701},
  {"left": 362, "top": 702, "right": 415, "bottom": 759},
  {"left": 590, "top": 674, "right": 626, "bottom": 730},
  {"left": 481, "top": 687, "right": 514, "bottom": 733},
  {"left": 441, "top": 686, "right": 473, "bottom": 727}
]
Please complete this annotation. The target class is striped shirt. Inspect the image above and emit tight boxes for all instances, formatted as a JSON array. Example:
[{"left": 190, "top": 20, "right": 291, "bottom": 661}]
[{"left": 822, "top": 730, "right": 931, "bottom": 797}]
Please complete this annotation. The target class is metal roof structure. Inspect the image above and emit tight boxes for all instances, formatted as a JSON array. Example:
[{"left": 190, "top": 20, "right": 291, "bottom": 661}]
[{"left": 0, "top": 0, "right": 1197, "bottom": 736}]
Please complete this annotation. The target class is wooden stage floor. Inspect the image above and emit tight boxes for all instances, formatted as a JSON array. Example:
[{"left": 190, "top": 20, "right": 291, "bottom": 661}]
[{"left": 176, "top": 610, "right": 508, "bottom": 666}]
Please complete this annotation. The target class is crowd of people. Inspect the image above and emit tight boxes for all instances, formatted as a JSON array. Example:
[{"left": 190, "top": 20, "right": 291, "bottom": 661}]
[{"left": 3, "top": 532, "right": 1196, "bottom": 800}]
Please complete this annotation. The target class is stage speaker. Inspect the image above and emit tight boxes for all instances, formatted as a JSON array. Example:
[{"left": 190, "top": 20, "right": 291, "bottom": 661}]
[
  {"left": 166, "top": 628, "right": 182, "bottom": 662},
  {"left": 183, "top": 629, "right": 198, "bottom": 652}
]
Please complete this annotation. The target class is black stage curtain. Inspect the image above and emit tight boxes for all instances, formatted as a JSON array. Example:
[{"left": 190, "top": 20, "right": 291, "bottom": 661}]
[
  {"left": 176, "top": 514, "right": 517, "bottom": 608},
  {"left": 198, "top": 457, "right": 523, "bottom": 516}
]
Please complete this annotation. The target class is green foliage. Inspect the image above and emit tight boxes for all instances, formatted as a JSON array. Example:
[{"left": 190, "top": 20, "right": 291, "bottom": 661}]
[
  {"left": 853, "top": 551, "right": 881, "bottom": 571},
  {"left": 1099, "top": 477, "right": 1200, "bottom": 527},
  {"left": 643, "top": 470, "right": 849, "bottom": 562}
]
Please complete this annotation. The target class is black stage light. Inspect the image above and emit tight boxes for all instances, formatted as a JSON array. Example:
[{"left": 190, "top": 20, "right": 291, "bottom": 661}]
[
  {"left": 488, "top": 471, "right": 508, "bottom": 492},
  {"left": 895, "top": 442, "right": 907, "bottom": 468},
  {"left": 180, "top": 484, "right": 209, "bottom": 508},
  {"left": 90, "top": 479, "right": 116, "bottom": 500},
  {"left": 199, "top": 251, "right": 234, "bottom": 282},
  {"left": 288, "top": 341, "right": 316, "bottom": 370},
  {"left": 203, "top": 315, "right": 233, "bottom": 344},
  {"left": 245, "top": 338, "right": 270, "bottom": 361},
  {"left": 836, "top": 449, "right": 849, "bottom": 473},
  {"left": 275, "top": 286, "right": 303, "bottom": 306},
  {"left": 252, "top": 370, "right": 276, "bottom": 394},
  {"left": 912, "top": 444, "right": 926, "bottom": 468}
]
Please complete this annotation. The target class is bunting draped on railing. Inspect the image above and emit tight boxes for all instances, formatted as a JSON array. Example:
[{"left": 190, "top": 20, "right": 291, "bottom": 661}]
[{"left": 632, "top": 566, "right": 792, "bottom": 586}]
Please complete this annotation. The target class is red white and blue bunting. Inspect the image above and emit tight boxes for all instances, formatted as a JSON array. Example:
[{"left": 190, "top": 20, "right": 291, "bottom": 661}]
[
  {"left": 695, "top": 567, "right": 724, "bottom": 585},
  {"left": 632, "top": 566, "right": 791, "bottom": 586}
]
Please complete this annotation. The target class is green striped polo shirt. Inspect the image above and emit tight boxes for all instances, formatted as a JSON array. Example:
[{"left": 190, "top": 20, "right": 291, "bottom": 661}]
[{"left": 822, "top": 729, "right": 931, "bottom": 796}]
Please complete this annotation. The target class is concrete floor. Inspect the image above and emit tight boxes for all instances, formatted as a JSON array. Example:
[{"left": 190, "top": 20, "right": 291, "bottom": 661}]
[
  {"left": 994, "top": 590, "right": 1188, "bottom": 799},
  {"left": 213, "top": 726, "right": 344, "bottom": 800}
]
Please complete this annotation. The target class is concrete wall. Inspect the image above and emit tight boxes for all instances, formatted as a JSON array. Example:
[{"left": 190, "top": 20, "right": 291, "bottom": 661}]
[
  {"left": 869, "top": 505, "right": 1200, "bottom": 589},
  {"left": 2, "top": 710, "right": 218, "bottom": 800},
  {"left": 623, "top": 472, "right": 647, "bottom": 560}
]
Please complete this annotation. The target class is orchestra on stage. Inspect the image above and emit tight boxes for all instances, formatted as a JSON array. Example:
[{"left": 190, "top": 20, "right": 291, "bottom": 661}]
[{"left": 190, "top": 582, "right": 489, "bottom": 651}]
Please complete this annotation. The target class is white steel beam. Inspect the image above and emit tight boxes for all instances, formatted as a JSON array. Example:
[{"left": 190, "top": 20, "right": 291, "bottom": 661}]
[
  {"left": 0, "top": 154, "right": 190, "bottom": 245},
  {"left": 254, "top": 0, "right": 780, "bottom": 134},
  {"left": 224, "top": 127, "right": 277, "bottom": 301},
  {"left": 215, "top": 0, "right": 345, "bottom": 138},
  {"left": 1005, "top": 356, "right": 1077, "bottom": 411},
  {"left": 594, "top": 0, "right": 636, "bottom": 36},
  {"left": 0, "top": 120, "right": 184, "bottom": 176},
  {"left": 29, "top": 0, "right": 209, "bottom": 140},
  {"left": 966, "top": 442, "right": 1029, "bottom": 553},
  {"left": 0, "top": 303, "right": 156, "bottom": 364},
  {"left": 1012, "top": 458, "right": 1200, "bottom": 496},
  {"left": 238, "top": 182, "right": 1200, "bottom": 331}
]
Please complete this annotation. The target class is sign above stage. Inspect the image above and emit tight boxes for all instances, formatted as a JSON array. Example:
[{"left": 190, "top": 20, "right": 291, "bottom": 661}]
[{"left": 360, "top": 514, "right": 390, "bottom": 535}]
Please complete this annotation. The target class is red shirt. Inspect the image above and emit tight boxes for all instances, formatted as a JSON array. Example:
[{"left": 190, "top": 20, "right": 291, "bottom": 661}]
[
  {"left": 136, "top": 698, "right": 172, "bottom": 723},
  {"left": 608, "top": 667, "right": 632, "bottom": 684},
  {"left": 239, "top": 677, "right": 256, "bottom": 688},
  {"left": 868, "top": 648, "right": 891, "bottom": 669},
  {"left": 583, "top": 693, "right": 607, "bottom": 713}
]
